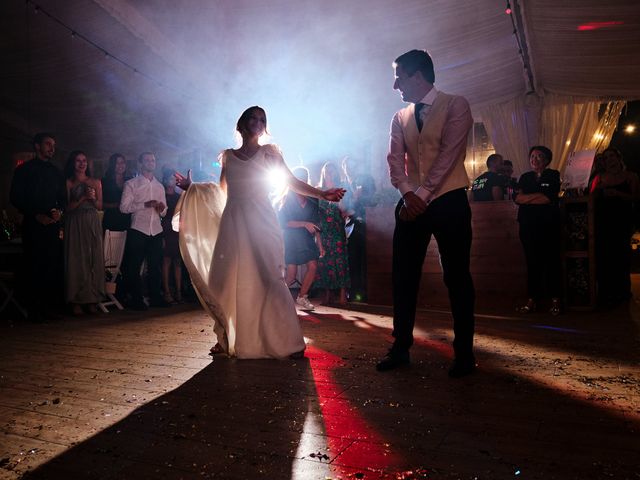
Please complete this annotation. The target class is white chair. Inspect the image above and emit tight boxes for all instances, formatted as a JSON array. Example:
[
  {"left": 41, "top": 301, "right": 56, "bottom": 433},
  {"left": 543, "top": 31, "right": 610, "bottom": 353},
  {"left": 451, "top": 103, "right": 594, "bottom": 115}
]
[{"left": 98, "top": 230, "right": 127, "bottom": 313}]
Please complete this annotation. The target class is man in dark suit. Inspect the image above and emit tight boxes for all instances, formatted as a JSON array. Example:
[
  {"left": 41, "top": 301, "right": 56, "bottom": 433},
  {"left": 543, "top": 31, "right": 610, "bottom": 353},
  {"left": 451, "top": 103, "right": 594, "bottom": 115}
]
[{"left": 10, "top": 132, "right": 66, "bottom": 322}]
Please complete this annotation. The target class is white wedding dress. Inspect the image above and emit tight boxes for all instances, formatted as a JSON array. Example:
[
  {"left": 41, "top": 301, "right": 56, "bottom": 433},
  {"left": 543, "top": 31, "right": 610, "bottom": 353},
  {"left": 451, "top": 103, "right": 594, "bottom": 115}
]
[{"left": 173, "top": 144, "right": 306, "bottom": 359}]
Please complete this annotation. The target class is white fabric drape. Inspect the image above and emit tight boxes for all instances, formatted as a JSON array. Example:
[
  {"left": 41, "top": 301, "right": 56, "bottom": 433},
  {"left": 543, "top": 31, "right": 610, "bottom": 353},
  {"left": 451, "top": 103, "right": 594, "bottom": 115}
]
[
  {"left": 478, "top": 94, "right": 539, "bottom": 176},
  {"left": 539, "top": 94, "right": 600, "bottom": 172},
  {"left": 586, "top": 101, "right": 627, "bottom": 152},
  {"left": 540, "top": 94, "right": 626, "bottom": 172},
  {"left": 480, "top": 93, "right": 626, "bottom": 174}
]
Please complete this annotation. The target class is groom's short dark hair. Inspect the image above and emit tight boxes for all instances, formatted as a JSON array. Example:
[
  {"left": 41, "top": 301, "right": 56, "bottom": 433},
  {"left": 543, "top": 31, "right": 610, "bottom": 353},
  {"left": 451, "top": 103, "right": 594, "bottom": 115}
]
[{"left": 394, "top": 49, "right": 435, "bottom": 84}]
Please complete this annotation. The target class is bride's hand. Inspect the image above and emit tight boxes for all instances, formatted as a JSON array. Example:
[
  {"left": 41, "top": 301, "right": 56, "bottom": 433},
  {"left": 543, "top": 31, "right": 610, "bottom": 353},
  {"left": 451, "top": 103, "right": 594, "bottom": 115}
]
[
  {"left": 175, "top": 169, "right": 192, "bottom": 190},
  {"left": 322, "top": 188, "right": 346, "bottom": 202}
]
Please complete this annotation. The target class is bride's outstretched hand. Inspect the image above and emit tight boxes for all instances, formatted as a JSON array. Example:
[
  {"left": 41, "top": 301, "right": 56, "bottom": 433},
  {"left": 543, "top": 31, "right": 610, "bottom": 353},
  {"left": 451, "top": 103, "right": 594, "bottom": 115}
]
[
  {"left": 174, "top": 169, "right": 192, "bottom": 190},
  {"left": 322, "top": 188, "right": 346, "bottom": 202}
]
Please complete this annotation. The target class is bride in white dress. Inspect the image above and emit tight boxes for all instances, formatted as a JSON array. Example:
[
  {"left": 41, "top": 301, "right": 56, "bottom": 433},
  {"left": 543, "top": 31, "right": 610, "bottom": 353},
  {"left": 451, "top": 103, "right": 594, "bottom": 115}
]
[{"left": 174, "top": 106, "right": 345, "bottom": 359}]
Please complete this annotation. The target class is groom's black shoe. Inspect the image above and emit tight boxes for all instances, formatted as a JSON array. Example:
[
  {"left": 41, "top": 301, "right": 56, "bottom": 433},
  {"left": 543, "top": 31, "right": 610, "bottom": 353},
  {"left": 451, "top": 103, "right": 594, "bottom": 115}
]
[
  {"left": 376, "top": 349, "right": 410, "bottom": 371},
  {"left": 448, "top": 358, "right": 477, "bottom": 378}
]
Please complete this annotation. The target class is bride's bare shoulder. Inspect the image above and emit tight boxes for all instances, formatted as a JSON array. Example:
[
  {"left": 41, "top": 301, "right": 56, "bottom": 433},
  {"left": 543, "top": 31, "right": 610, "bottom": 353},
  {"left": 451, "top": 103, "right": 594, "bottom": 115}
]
[
  {"left": 261, "top": 143, "right": 283, "bottom": 157},
  {"left": 219, "top": 149, "right": 233, "bottom": 162}
]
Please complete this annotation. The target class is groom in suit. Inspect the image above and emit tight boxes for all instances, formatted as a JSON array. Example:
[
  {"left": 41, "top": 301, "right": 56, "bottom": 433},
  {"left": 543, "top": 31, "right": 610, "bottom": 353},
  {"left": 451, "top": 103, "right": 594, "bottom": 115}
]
[{"left": 376, "top": 49, "right": 476, "bottom": 377}]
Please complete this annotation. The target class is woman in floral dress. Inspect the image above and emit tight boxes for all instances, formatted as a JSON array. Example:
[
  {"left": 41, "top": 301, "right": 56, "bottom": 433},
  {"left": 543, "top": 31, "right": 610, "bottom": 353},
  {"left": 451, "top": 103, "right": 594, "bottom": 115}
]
[{"left": 315, "top": 162, "right": 350, "bottom": 304}]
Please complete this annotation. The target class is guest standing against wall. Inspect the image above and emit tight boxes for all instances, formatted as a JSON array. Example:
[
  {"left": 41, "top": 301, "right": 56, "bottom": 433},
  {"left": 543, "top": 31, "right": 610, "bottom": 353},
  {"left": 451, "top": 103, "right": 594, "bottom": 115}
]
[
  {"left": 514, "top": 146, "right": 562, "bottom": 315},
  {"left": 278, "top": 166, "right": 323, "bottom": 311},
  {"left": 470, "top": 153, "right": 505, "bottom": 201},
  {"left": 315, "top": 162, "right": 350, "bottom": 305},
  {"left": 120, "top": 152, "right": 167, "bottom": 310},
  {"left": 161, "top": 169, "right": 183, "bottom": 304},
  {"left": 342, "top": 157, "right": 377, "bottom": 302},
  {"left": 63, "top": 151, "right": 105, "bottom": 315},
  {"left": 590, "top": 147, "right": 639, "bottom": 306},
  {"left": 102, "top": 153, "right": 131, "bottom": 232},
  {"left": 10, "top": 132, "right": 66, "bottom": 322}
]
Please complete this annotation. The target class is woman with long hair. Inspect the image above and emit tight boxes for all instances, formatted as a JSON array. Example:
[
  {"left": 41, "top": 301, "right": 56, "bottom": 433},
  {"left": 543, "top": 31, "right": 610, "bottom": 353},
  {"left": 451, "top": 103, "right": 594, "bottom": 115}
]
[
  {"left": 174, "top": 106, "right": 344, "bottom": 359},
  {"left": 161, "top": 168, "right": 183, "bottom": 304},
  {"left": 591, "top": 147, "right": 639, "bottom": 305},
  {"left": 315, "top": 162, "right": 350, "bottom": 304},
  {"left": 63, "top": 151, "right": 105, "bottom": 315},
  {"left": 101, "top": 153, "right": 131, "bottom": 232}
]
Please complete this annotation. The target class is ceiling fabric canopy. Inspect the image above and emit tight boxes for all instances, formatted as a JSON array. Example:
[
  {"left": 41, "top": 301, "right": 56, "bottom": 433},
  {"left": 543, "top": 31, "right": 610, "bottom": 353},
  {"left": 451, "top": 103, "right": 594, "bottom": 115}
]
[
  {"left": 521, "top": 0, "right": 640, "bottom": 98},
  {"left": 0, "top": 0, "right": 639, "bottom": 167}
]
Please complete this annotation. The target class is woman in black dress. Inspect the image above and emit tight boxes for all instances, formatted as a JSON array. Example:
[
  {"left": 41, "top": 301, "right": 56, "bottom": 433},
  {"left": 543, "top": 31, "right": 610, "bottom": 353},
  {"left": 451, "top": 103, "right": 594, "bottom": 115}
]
[
  {"left": 161, "top": 169, "right": 183, "bottom": 303},
  {"left": 101, "top": 153, "right": 131, "bottom": 232},
  {"left": 590, "top": 147, "right": 639, "bottom": 305},
  {"left": 278, "top": 166, "right": 324, "bottom": 311},
  {"left": 514, "top": 146, "right": 562, "bottom": 315},
  {"left": 101, "top": 153, "right": 131, "bottom": 301}
]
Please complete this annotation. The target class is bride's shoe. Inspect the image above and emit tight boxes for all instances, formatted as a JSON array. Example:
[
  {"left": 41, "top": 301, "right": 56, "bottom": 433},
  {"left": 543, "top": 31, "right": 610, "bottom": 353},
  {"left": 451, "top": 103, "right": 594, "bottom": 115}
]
[{"left": 516, "top": 298, "right": 537, "bottom": 313}]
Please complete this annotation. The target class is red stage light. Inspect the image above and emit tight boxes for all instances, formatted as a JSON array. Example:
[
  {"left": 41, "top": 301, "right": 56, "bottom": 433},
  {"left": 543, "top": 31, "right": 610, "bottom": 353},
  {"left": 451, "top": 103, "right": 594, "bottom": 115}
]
[{"left": 577, "top": 21, "right": 623, "bottom": 31}]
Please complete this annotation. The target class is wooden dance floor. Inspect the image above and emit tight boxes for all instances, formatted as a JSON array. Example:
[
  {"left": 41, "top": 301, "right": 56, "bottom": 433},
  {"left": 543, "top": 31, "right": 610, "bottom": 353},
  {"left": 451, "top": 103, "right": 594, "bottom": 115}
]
[{"left": 1, "top": 293, "right": 639, "bottom": 479}]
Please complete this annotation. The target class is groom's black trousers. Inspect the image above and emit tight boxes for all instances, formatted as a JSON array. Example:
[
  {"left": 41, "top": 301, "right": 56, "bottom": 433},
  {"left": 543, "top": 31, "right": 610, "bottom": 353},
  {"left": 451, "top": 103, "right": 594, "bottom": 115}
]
[{"left": 391, "top": 188, "right": 475, "bottom": 360}]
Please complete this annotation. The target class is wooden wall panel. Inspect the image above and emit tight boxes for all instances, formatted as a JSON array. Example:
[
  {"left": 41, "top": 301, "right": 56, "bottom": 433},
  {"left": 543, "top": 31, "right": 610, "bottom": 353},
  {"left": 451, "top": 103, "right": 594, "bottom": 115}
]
[{"left": 366, "top": 201, "right": 526, "bottom": 309}]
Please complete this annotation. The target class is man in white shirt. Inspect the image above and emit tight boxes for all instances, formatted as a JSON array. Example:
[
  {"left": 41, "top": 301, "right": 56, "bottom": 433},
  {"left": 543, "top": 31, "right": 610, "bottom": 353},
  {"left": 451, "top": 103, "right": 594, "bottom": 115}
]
[
  {"left": 120, "top": 152, "right": 167, "bottom": 310},
  {"left": 377, "top": 49, "right": 476, "bottom": 377}
]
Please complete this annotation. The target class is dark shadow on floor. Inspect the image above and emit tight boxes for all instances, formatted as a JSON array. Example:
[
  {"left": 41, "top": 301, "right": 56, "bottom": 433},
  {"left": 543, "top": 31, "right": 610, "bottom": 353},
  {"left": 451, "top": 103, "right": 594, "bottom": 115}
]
[{"left": 23, "top": 358, "right": 312, "bottom": 479}]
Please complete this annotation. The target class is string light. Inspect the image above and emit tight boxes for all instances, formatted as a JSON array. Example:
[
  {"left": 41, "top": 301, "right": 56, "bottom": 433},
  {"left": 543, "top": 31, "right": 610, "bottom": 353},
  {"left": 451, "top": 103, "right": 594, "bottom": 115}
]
[
  {"left": 505, "top": 0, "right": 535, "bottom": 93},
  {"left": 24, "top": 0, "right": 195, "bottom": 101},
  {"left": 505, "top": 1, "right": 512, "bottom": 15}
]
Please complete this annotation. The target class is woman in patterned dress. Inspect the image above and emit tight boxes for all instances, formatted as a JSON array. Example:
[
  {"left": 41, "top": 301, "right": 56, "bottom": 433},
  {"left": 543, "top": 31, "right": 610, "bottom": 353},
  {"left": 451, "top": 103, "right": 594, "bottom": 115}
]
[{"left": 315, "top": 162, "right": 350, "bottom": 304}]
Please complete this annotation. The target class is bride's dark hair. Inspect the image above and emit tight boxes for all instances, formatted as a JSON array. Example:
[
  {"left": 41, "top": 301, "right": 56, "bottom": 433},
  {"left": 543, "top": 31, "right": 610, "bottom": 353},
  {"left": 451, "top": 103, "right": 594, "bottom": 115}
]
[{"left": 236, "top": 106, "right": 269, "bottom": 136}]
